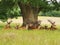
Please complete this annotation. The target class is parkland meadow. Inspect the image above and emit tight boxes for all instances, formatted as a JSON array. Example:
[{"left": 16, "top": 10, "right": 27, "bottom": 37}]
[
  {"left": 0, "top": 17, "right": 60, "bottom": 45},
  {"left": 0, "top": 28, "right": 60, "bottom": 45},
  {"left": 0, "top": 0, "right": 60, "bottom": 45}
]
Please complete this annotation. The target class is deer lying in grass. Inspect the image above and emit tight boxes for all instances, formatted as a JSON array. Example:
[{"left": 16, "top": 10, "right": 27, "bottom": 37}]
[
  {"left": 26, "top": 22, "right": 33, "bottom": 30},
  {"left": 24, "top": 21, "right": 37, "bottom": 30},
  {"left": 25, "top": 20, "right": 45, "bottom": 30},
  {"left": 38, "top": 20, "right": 57, "bottom": 30},
  {"left": 15, "top": 24, "right": 20, "bottom": 29},
  {"left": 4, "top": 20, "right": 12, "bottom": 29},
  {"left": 26, "top": 20, "right": 42, "bottom": 30},
  {"left": 37, "top": 20, "right": 47, "bottom": 30},
  {"left": 48, "top": 20, "right": 57, "bottom": 30},
  {"left": 44, "top": 25, "right": 49, "bottom": 30},
  {"left": 22, "top": 20, "right": 42, "bottom": 30},
  {"left": 35, "top": 20, "right": 41, "bottom": 28},
  {"left": 36, "top": 20, "right": 42, "bottom": 29}
]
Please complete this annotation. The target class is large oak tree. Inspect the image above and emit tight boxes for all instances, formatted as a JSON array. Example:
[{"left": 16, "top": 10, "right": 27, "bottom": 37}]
[{"left": 0, "top": 0, "right": 60, "bottom": 26}]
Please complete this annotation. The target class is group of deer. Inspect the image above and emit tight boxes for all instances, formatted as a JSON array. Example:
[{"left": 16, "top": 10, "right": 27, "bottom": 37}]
[
  {"left": 4, "top": 20, "right": 57, "bottom": 30},
  {"left": 24, "top": 20, "right": 57, "bottom": 30}
]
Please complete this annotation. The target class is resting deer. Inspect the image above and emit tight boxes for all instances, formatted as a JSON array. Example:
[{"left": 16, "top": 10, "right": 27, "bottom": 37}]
[
  {"left": 4, "top": 20, "right": 12, "bottom": 29},
  {"left": 27, "top": 20, "right": 42, "bottom": 30},
  {"left": 27, "top": 22, "right": 34, "bottom": 30},
  {"left": 36, "top": 20, "right": 45, "bottom": 29},
  {"left": 25, "top": 21, "right": 37, "bottom": 30},
  {"left": 48, "top": 20, "right": 57, "bottom": 30},
  {"left": 36, "top": 20, "right": 42, "bottom": 29},
  {"left": 15, "top": 24, "right": 20, "bottom": 29},
  {"left": 44, "top": 25, "right": 48, "bottom": 30}
]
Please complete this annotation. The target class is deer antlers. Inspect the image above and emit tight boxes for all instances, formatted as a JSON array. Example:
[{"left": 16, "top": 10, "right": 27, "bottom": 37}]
[
  {"left": 4, "top": 20, "right": 12, "bottom": 29},
  {"left": 3, "top": 19, "right": 57, "bottom": 30},
  {"left": 48, "top": 19, "right": 57, "bottom": 30},
  {"left": 48, "top": 20, "right": 56, "bottom": 26}
]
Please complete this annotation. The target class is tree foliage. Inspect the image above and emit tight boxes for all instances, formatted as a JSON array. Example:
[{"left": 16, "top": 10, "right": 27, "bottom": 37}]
[
  {"left": 0, "top": 0, "right": 21, "bottom": 21},
  {"left": 0, "top": 0, "right": 60, "bottom": 21}
]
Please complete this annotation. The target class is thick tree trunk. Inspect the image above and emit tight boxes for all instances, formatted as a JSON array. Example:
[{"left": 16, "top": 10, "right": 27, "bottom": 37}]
[
  {"left": 22, "top": 8, "right": 38, "bottom": 26},
  {"left": 22, "top": 8, "right": 38, "bottom": 25},
  {"left": 18, "top": 2, "right": 39, "bottom": 28}
]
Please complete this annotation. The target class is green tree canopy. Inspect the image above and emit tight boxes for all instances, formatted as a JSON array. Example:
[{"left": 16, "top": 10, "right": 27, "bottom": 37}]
[{"left": 0, "top": 0, "right": 60, "bottom": 22}]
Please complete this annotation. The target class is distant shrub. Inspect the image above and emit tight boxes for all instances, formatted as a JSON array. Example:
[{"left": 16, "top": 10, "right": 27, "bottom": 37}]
[{"left": 39, "top": 10, "right": 60, "bottom": 17}]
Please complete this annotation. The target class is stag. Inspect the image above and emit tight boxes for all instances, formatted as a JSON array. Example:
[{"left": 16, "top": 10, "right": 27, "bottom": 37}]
[
  {"left": 15, "top": 24, "right": 20, "bottom": 29},
  {"left": 4, "top": 20, "right": 12, "bottom": 29},
  {"left": 48, "top": 20, "right": 57, "bottom": 30},
  {"left": 36, "top": 20, "right": 42, "bottom": 29}
]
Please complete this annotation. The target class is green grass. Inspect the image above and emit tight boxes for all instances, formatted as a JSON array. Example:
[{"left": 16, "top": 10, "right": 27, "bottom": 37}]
[
  {"left": 0, "top": 24, "right": 60, "bottom": 45},
  {"left": 0, "top": 29, "right": 60, "bottom": 45}
]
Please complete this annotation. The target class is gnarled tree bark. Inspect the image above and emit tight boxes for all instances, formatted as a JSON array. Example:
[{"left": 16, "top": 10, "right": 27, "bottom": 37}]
[{"left": 18, "top": 2, "right": 40, "bottom": 28}]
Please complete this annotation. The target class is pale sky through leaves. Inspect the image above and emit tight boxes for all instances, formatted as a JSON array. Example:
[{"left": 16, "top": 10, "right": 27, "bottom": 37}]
[{"left": 47, "top": 0, "right": 60, "bottom": 2}]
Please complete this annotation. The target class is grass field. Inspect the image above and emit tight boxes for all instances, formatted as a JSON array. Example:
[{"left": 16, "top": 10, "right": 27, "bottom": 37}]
[
  {"left": 0, "top": 29, "right": 60, "bottom": 45},
  {"left": 0, "top": 16, "right": 60, "bottom": 45}
]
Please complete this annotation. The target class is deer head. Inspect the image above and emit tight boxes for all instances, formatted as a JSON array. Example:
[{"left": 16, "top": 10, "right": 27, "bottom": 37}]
[
  {"left": 7, "top": 20, "right": 12, "bottom": 24},
  {"left": 48, "top": 19, "right": 56, "bottom": 26}
]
